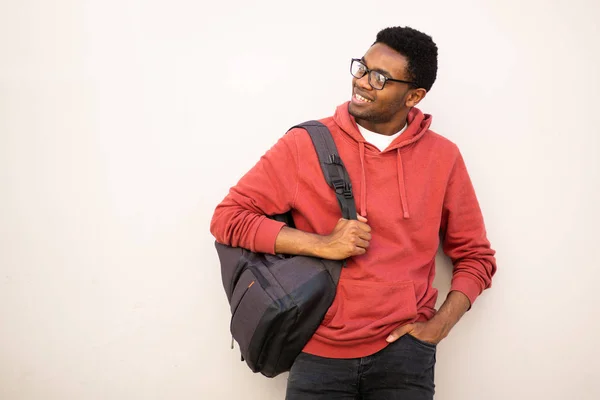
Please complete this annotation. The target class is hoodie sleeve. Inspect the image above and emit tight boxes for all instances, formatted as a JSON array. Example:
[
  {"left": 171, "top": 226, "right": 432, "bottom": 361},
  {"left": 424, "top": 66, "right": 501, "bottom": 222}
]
[
  {"left": 210, "top": 131, "right": 299, "bottom": 255},
  {"left": 441, "top": 150, "right": 497, "bottom": 307}
]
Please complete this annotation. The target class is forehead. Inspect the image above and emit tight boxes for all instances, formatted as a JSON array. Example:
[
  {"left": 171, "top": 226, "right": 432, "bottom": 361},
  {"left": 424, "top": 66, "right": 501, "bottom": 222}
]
[{"left": 362, "top": 43, "right": 409, "bottom": 78}]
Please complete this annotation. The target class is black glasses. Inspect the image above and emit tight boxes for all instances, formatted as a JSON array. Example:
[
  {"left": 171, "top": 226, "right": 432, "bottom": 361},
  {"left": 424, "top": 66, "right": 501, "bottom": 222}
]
[{"left": 350, "top": 58, "right": 416, "bottom": 90}]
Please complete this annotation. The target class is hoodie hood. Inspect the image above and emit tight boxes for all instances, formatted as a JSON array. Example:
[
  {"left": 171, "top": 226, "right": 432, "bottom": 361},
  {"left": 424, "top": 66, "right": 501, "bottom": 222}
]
[
  {"left": 333, "top": 101, "right": 432, "bottom": 152},
  {"left": 331, "top": 102, "right": 433, "bottom": 219}
]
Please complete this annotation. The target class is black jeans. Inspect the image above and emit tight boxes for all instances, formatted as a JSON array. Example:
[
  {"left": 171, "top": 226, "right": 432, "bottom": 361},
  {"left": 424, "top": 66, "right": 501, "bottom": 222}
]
[{"left": 286, "top": 334, "right": 436, "bottom": 400}]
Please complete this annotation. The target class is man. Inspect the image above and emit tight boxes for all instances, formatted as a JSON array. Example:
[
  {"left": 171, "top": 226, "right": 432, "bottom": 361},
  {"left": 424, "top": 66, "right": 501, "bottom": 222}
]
[{"left": 211, "top": 26, "right": 496, "bottom": 399}]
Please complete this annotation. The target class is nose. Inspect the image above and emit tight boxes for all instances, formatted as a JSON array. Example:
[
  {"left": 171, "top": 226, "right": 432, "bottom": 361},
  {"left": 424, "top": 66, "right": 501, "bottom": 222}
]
[{"left": 354, "top": 73, "right": 372, "bottom": 91}]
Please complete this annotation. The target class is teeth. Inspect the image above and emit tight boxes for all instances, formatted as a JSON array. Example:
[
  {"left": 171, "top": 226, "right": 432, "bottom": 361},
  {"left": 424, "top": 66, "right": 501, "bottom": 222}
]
[{"left": 356, "top": 94, "right": 372, "bottom": 103}]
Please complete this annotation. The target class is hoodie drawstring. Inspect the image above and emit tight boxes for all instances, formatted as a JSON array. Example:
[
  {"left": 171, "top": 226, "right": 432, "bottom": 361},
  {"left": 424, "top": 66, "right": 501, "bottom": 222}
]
[
  {"left": 358, "top": 143, "right": 410, "bottom": 219},
  {"left": 358, "top": 142, "right": 367, "bottom": 217},
  {"left": 396, "top": 149, "right": 410, "bottom": 219}
]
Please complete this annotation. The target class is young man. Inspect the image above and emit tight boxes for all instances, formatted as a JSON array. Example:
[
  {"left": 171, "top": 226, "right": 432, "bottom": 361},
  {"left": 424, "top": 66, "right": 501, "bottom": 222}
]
[{"left": 211, "top": 26, "right": 496, "bottom": 399}]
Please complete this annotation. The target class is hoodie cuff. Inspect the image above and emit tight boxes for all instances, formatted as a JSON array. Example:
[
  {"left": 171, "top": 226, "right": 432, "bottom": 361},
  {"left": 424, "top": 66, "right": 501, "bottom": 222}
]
[
  {"left": 450, "top": 275, "right": 483, "bottom": 308},
  {"left": 252, "top": 217, "right": 286, "bottom": 254}
]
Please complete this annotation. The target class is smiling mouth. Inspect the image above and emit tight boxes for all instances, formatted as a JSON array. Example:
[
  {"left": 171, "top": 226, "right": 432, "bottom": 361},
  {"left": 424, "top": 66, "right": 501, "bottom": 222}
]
[{"left": 354, "top": 93, "right": 373, "bottom": 103}]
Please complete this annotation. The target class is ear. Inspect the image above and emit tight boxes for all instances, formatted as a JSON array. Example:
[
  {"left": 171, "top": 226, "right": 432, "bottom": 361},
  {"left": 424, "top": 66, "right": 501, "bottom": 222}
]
[{"left": 405, "top": 88, "right": 427, "bottom": 107}]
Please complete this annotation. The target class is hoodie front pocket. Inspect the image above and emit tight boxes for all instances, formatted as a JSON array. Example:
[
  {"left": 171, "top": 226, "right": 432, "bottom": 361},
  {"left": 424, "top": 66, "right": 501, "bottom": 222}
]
[{"left": 324, "top": 279, "right": 417, "bottom": 341}]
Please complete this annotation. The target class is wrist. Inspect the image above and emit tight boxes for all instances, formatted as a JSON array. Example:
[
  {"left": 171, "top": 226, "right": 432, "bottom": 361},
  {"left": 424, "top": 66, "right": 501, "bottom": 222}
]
[
  {"left": 426, "top": 316, "right": 451, "bottom": 340},
  {"left": 311, "top": 234, "right": 330, "bottom": 258}
]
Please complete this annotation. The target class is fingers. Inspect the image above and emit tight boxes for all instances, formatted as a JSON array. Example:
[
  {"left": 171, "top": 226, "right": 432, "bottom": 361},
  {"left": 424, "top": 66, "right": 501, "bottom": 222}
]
[
  {"left": 386, "top": 324, "right": 414, "bottom": 343},
  {"left": 358, "top": 231, "right": 372, "bottom": 241},
  {"left": 348, "top": 226, "right": 371, "bottom": 248},
  {"left": 358, "top": 223, "right": 371, "bottom": 233},
  {"left": 349, "top": 217, "right": 371, "bottom": 250},
  {"left": 340, "top": 219, "right": 371, "bottom": 234},
  {"left": 340, "top": 216, "right": 370, "bottom": 230},
  {"left": 354, "top": 238, "right": 370, "bottom": 249},
  {"left": 351, "top": 246, "right": 367, "bottom": 256},
  {"left": 330, "top": 216, "right": 372, "bottom": 258},
  {"left": 350, "top": 216, "right": 372, "bottom": 233}
]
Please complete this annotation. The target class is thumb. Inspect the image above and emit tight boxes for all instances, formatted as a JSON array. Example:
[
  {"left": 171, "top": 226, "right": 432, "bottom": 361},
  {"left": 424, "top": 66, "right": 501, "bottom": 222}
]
[{"left": 386, "top": 324, "right": 414, "bottom": 343}]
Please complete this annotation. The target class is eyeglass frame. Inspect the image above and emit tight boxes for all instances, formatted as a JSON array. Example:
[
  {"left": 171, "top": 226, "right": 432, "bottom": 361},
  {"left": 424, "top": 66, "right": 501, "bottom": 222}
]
[{"left": 350, "top": 58, "right": 417, "bottom": 90}]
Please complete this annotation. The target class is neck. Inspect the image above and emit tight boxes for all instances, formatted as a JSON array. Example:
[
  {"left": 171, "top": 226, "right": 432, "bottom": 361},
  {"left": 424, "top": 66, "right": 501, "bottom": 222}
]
[{"left": 356, "top": 109, "right": 410, "bottom": 136}]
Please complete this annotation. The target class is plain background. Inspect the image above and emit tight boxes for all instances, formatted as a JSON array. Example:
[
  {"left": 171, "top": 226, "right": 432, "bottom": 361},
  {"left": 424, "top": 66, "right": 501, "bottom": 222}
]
[{"left": 1, "top": 0, "right": 599, "bottom": 399}]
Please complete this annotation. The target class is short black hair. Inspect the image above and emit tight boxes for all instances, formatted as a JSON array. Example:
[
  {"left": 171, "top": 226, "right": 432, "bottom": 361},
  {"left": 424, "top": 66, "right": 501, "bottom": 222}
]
[{"left": 374, "top": 26, "right": 438, "bottom": 91}]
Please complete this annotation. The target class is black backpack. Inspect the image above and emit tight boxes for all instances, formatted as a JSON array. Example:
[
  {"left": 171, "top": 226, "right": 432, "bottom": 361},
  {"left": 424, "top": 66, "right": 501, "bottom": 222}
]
[{"left": 214, "top": 121, "right": 357, "bottom": 377}]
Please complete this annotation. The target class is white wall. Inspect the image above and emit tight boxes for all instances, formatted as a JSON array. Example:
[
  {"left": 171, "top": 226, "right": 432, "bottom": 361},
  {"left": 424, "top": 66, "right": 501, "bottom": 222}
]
[{"left": 1, "top": 0, "right": 599, "bottom": 399}]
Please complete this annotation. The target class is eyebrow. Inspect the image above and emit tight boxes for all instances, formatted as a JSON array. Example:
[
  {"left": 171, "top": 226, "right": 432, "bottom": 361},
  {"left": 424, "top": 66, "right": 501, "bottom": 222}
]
[{"left": 360, "top": 57, "right": 393, "bottom": 77}]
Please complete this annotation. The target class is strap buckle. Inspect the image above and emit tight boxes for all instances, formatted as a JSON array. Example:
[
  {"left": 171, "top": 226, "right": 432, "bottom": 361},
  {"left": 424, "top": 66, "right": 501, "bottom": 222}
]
[
  {"left": 327, "top": 154, "right": 342, "bottom": 165},
  {"left": 332, "top": 179, "right": 353, "bottom": 199}
]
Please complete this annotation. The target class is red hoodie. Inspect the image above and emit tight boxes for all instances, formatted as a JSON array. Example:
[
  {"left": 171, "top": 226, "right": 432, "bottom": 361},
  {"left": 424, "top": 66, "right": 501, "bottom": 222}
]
[{"left": 210, "top": 102, "right": 496, "bottom": 359}]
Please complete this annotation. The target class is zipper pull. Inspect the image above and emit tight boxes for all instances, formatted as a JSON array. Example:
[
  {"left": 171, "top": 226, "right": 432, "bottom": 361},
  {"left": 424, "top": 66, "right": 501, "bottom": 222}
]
[{"left": 230, "top": 335, "right": 234, "bottom": 350}]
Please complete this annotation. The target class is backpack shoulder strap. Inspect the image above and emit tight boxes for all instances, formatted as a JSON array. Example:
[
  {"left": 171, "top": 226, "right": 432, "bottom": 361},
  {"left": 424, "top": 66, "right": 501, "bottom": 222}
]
[{"left": 288, "top": 121, "right": 357, "bottom": 221}]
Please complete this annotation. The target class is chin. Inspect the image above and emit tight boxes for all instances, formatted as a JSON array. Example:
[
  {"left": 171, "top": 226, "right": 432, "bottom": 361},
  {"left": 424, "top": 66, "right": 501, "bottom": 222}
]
[
  {"left": 348, "top": 103, "right": 363, "bottom": 118},
  {"left": 349, "top": 104, "right": 372, "bottom": 121}
]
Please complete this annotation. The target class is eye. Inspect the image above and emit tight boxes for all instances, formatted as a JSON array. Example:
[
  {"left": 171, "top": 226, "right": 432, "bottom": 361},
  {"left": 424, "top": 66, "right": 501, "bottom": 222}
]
[{"left": 374, "top": 72, "right": 387, "bottom": 84}]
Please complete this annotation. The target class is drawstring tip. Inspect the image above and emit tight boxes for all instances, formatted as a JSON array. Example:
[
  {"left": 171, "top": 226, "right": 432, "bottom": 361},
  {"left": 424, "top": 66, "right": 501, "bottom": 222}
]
[{"left": 403, "top": 212, "right": 410, "bottom": 219}]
